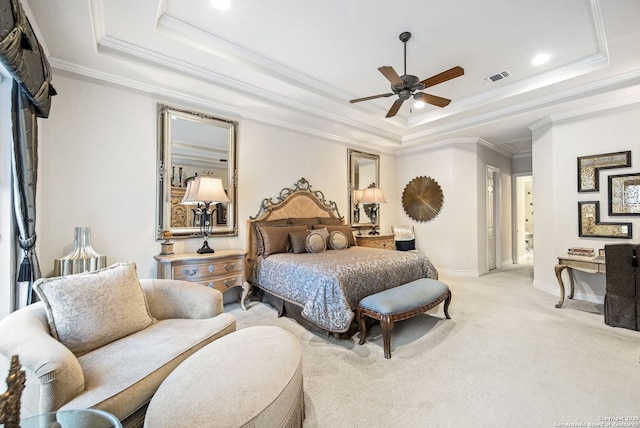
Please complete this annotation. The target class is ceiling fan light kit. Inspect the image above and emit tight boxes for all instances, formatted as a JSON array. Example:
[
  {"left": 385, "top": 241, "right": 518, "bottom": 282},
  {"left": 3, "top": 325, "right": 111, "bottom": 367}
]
[{"left": 349, "top": 31, "right": 464, "bottom": 118}]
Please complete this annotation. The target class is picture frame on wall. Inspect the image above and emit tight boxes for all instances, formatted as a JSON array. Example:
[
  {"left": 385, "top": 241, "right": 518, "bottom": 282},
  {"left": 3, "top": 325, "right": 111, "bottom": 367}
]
[
  {"left": 578, "top": 201, "right": 632, "bottom": 239},
  {"left": 608, "top": 173, "right": 640, "bottom": 215},
  {"left": 577, "top": 151, "right": 631, "bottom": 192}
]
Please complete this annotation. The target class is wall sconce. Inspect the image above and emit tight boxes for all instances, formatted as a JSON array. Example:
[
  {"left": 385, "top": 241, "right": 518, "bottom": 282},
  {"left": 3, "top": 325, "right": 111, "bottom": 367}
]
[
  {"left": 359, "top": 187, "right": 387, "bottom": 235},
  {"left": 181, "top": 176, "right": 230, "bottom": 253}
]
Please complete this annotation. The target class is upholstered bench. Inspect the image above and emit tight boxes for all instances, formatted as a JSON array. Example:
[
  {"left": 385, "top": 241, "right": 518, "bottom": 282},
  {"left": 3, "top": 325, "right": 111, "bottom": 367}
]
[
  {"left": 357, "top": 278, "right": 452, "bottom": 359},
  {"left": 144, "top": 326, "right": 304, "bottom": 428}
]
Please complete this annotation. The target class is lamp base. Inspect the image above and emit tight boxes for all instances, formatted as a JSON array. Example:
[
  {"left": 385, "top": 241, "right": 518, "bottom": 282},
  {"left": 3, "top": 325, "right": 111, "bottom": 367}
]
[
  {"left": 197, "top": 240, "right": 215, "bottom": 254},
  {"left": 368, "top": 229, "right": 380, "bottom": 235}
]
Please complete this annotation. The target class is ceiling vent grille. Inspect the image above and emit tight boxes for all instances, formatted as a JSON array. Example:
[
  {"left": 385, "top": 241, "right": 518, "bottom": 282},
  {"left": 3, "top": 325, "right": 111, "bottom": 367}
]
[{"left": 483, "top": 70, "right": 511, "bottom": 83}]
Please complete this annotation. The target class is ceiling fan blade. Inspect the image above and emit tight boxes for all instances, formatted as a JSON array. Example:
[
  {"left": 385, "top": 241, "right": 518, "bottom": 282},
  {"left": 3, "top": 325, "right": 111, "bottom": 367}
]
[
  {"left": 414, "top": 92, "right": 451, "bottom": 108},
  {"left": 386, "top": 98, "right": 405, "bottom": 118},
  {"left": 420, "top": 66, "right": 464, "bottom": 88},
  {"left": 349, "top": 93, "right": 394, "bottom": 103},
  {"left": 378, "top": 66, "right": 403, "bottom": 84}
]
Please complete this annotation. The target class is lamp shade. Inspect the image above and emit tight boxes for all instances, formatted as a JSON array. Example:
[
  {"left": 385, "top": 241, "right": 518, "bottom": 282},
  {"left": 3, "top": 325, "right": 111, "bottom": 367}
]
[
  {"left": 352, "top": 189, "right": 364, "bottom": 204},
  {"left": 181, "top": 176, "right": 230, "bottom": 204},
  {"left": 360, "top": 187, "right": 387, "bottom": 204}
]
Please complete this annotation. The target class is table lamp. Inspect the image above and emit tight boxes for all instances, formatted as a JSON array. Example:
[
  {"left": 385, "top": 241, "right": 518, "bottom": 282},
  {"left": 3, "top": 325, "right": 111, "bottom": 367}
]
[
  {"left": 181, "top": 176, "right": 230, "bottom": 253},
  {"left": 359, "top": 187, "right": 387, "bottom": 235}
]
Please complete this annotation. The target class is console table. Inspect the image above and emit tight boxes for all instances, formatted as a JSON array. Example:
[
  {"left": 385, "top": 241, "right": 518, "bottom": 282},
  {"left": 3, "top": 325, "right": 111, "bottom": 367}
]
[{"left": 554, "top": 254, "right": 606, "bottom": 308}]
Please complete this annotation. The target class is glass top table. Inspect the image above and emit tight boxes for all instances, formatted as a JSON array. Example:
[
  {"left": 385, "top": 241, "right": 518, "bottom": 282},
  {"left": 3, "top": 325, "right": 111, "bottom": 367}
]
[{"left": 21, "top": 409, "right": 122, "bottom": 428}]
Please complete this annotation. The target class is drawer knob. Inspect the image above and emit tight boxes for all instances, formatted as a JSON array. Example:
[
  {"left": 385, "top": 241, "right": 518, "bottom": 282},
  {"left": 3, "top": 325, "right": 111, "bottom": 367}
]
[
  {"left": 224, "top": 263, "right": 235, "bottom": 271},
  {"left": 182, "top": 268, "right": 198, "bottom": 277},
  {"left": 224, "top": 277, "right": 237, "bottom": 287},
  {"left": 208, "top": 282, "right": 214, "bottom": 288},
  {"left": 208, "top": 265, "right": 215, "bottom": 273}
]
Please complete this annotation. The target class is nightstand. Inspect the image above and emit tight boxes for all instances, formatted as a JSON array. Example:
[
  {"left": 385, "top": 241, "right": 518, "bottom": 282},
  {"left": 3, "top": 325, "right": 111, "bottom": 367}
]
[
  {"left": 355, "top": 234, "right": 395, "bottom": 250},
  {"left": 154, "top": 250, "right": 249, "bottom": 309}
]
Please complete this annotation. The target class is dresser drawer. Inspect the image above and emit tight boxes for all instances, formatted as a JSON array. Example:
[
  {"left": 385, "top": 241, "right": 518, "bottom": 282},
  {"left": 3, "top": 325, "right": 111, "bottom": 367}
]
[
  {"left": 356, "top": 234, "right": 395, "bottom": 250},
  {"left": 173, "top": 259, "right": 242, "bottom": 281},
  {"left": 200, "top": 273, "right": 243, "bottom": 293}
]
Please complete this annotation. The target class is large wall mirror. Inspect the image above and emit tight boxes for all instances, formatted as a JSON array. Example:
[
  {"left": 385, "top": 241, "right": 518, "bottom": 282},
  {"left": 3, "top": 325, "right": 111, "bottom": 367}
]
[
  {"left": 348, "top": 149, "right": 380, "bottom": 229},
  {"left": 156, "top": 104, "right": 238, "bottom": 239}
]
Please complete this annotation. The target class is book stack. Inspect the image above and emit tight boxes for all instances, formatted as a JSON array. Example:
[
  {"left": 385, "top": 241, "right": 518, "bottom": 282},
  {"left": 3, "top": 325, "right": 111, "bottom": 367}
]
[{"left": 568, "top": 247, "right": 595, "bottom": 257}]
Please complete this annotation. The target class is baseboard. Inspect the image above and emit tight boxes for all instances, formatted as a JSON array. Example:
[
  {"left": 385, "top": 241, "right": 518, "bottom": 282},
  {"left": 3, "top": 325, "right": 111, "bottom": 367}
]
[
  {"left": 438, "top": 268, "right": 483, "bottom": 278},
  {"left": 532, "top": 280, "right": 605, "bottom": 304}
]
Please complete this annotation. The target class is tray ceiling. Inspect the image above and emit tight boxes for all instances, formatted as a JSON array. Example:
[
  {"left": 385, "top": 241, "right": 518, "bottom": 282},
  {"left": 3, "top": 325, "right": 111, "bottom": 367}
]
[{"left": 24, "top": 0, "right": 640, "bottom": 155}]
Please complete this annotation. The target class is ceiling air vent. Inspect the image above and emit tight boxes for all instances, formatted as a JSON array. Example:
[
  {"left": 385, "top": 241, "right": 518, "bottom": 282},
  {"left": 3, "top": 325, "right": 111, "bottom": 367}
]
[{"left": 483, "top": 70, "right": 511, "bottom": 84}]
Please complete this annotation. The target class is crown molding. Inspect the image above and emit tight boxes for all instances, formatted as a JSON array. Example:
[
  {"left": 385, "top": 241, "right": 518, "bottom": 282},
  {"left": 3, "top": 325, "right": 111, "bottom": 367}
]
[
  {"left": 95, "top": 34, "right": 403, "bottom": 144},
  {"left": 402, "top": 67, "right": 640, "bottom": 146},
  {"left": 49, "top": 58, "right": 400, "bottom": 154},
  {"left": 529, "top": 92, "right": 640, "bottom": 133}
]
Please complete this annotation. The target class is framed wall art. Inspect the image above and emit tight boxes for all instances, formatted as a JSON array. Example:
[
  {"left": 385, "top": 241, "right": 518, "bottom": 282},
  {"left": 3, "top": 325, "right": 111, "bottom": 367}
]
[
  {"left": 608, "top": 173, "right": 640, "bottom": 215},
  {"left": 578, "top": 201, "right": 632, "bottom": 239},
  {"left": 577, "top": 151, "right": 631, "bottom": 192}
]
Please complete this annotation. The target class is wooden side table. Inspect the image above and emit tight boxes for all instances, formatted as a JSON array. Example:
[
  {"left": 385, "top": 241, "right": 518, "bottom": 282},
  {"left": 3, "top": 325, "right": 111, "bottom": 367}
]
[
  {"left": 154, "top": 250, "right": 249, "bottom": 310},
  {"left": 355, "top": 234, "right": 395, "bottom": 250}
]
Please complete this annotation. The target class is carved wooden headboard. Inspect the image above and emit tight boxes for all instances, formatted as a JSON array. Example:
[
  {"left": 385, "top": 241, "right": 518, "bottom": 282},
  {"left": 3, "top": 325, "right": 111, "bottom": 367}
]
[{"left": 245, "top": 178, "right": 344, "bottom": 279}]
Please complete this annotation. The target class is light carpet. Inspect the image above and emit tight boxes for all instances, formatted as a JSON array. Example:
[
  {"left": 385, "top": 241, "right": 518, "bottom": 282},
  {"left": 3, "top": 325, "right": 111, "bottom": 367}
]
[{"left": 227, "top": 264, "right": 640, "bottom": 428}]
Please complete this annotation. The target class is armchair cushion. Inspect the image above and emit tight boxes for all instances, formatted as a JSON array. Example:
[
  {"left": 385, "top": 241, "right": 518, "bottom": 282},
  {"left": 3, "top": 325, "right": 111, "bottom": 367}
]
[
  {"left": 139, "top": 279, "right": 224, "bottom": 320},
  {"left": 33, "top": 262, "right": 155, "bottom": 356}
]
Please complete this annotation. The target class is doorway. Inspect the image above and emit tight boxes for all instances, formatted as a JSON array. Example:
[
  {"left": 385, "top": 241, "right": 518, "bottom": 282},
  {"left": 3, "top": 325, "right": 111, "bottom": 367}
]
[{"left": 514, "top": 175, "right": 533, "bottom": 264}]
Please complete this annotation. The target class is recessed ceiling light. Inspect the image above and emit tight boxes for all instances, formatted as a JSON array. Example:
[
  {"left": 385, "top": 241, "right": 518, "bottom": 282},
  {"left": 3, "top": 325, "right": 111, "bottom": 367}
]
[
  {"left": 210, "top": 0, "right": 231, "bottom": 11},
  {"left": 532, "top": 53, "right": 550, "bottom": 66}
]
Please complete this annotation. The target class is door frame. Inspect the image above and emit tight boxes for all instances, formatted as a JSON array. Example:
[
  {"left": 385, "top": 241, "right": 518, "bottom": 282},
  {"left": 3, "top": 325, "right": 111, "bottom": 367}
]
[{"left": 486, "top": 165, "right": 501, "bottom": 270}]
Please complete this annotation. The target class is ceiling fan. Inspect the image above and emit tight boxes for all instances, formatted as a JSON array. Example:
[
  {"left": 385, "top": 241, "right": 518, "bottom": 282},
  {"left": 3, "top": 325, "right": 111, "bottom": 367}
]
[{"left": 349, "top": 31, "right": 464, "bottom": 118}]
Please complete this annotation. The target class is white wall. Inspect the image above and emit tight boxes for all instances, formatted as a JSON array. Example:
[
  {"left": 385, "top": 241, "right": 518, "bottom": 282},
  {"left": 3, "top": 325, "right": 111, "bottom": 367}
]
[
  {"left": 36, "top": 74, "right": 399, "bottom": 280},
  {"left": 396, "top": 139, "right": 511, "bottom": 277},
  {"left": 532, "top": 105, "right": 640, "bottom": 303}
]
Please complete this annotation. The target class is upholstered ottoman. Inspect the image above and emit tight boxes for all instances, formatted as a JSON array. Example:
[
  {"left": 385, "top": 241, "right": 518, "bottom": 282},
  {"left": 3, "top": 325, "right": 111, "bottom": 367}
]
[
  {"left": 357, "top": 278, "right": 452, "bottom": 359},
  {"left": 144, "top": 326, "right": 304, "bottom": 428}
]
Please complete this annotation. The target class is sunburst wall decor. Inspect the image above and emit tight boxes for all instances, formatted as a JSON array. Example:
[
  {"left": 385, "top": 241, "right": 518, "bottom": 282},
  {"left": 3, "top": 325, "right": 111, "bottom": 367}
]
[{"left": 402, "top": 176, "right": 444, "bottom": 222}]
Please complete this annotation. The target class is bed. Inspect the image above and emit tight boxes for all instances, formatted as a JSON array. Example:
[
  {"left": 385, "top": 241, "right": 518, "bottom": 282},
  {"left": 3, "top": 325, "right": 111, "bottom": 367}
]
[{"left": 244, "top": 178, "right": 438, "bottom": 335}]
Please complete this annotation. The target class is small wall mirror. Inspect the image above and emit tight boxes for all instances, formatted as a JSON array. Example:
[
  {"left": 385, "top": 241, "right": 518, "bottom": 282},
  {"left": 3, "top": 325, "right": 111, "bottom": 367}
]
[
  {"left": 156, "top": 104, "right": 238, "bottom": 239},
  {"left": 348, "top": 149, "right": 380, "bottom": 229}
]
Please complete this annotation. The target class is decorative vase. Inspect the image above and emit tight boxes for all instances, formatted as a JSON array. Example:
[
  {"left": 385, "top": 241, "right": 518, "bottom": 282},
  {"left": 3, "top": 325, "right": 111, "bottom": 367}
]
[{"left": 54, "top": 227, "right": 107, "bottom": 276}]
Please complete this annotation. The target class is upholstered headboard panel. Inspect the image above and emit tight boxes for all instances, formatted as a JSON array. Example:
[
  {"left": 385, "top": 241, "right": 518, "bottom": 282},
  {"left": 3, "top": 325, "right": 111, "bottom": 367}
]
[{"left": 245, "top": 178, "right": 345, "bottom": 280}]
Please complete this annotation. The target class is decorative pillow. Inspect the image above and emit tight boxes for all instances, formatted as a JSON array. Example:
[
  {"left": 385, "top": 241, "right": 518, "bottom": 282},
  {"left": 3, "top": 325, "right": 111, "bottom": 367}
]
[
  {"left": 33, "top": 262, "right": 155, "bottom": 356},
  {"left": 313, "top": 227, "right": 329, "bottom": 241},
  {"left": 328, "top": 231, "right": 349, "bottom": 250},
  {"left": 253, "top": 219, "right": 289, "bottom": 255},
  {"left": 318, "top": 217, "right": 343, "bottom": 225},
  {"left": 396, "top": 239, "right": 416, "bottom": 251},
  {"left": 305, "top": 232, "right": 327, "bottom": 253},
  {"left": 289, "top": 230, "right": 311, "bottom": 254},
  {"left": 259, "top": 225, "right": 307, "bottom": 258},
  {"left": 315, "top": 224, "right": 355, "bottom": 247},
  {"left": 287, "top": 218, "right": 320, "bottom": 228}
]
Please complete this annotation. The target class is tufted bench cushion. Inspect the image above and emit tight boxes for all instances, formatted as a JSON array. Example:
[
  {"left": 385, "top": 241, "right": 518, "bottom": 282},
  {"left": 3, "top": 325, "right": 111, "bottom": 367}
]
[
  {"left": 357, "top": 278, "right": 452, "bottom": 359},
  {"left": 144, "top": 325, "right": 304, "bottom": 428}
]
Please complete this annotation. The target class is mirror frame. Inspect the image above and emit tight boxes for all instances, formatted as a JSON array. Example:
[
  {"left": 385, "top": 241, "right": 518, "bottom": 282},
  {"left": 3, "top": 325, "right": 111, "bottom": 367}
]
[
  {"left": 156, "top": 103, "right": 238, "bottom": 239},
  {"left": 348, "top": 149, "right": 380, "bottom": 229}
]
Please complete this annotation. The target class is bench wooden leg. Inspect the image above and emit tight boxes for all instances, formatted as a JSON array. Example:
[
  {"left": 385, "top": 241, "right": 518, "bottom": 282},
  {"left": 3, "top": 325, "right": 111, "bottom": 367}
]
[
  {"left": 443, "top": 290, "right": 452, "bottom": 319},
  {"left": 357, "top": 308, "right": 368, "bottom": 345},
  {"left": 380, "top": 315, "right": 393, "bottom": 359}
]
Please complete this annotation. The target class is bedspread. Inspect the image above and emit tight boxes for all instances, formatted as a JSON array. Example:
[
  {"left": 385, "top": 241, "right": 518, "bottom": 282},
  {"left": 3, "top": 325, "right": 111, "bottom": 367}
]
[{"left": 252, "top": 246, "right": 438, "bottom": 332}]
